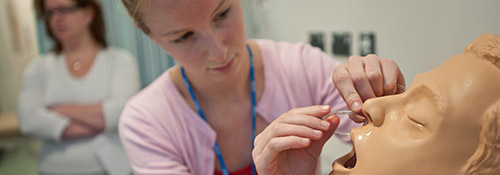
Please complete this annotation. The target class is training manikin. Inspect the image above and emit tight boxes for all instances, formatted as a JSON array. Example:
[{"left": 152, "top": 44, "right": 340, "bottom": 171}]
[{"left": 331, "top": 34, "right": 500, "bottom": 175}]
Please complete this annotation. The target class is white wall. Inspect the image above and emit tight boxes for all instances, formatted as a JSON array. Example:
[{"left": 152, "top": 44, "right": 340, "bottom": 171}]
[
  {"left": 258, "top": 0, "right": 500, "bottom": 85},
  {"left": 252, "top": 0, "right": 500, "bottom": 174},
  {"left": 0, "top": 0, "right": 38, "bottom": 113}
]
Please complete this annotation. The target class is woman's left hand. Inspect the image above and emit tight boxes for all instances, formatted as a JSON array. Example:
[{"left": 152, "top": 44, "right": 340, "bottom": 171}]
[{"left": 332, "top": 54, "right": 405, "bottom": 122}]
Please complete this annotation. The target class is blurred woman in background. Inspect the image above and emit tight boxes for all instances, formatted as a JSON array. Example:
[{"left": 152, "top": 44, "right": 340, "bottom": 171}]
[{"left": 18, "top": 0, "right": 140, "bottom": 174}]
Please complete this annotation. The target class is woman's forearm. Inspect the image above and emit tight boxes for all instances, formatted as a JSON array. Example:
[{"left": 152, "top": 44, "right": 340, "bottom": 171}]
[
  {"left": 61, "top": 121, "right": 99, "bottom": 140},
  {"left": 52, "top": 103, "right": 106, "bottom": 132}
]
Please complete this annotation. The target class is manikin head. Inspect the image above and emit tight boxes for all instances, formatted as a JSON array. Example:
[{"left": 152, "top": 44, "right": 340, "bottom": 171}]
[{"left": 332, "top": 34, "right": 500, "bottom": 175}]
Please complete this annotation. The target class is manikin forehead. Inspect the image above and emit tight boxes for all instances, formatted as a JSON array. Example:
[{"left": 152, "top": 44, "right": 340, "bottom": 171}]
[
  {"left": 142, "top": 0, "right": 224, "bottom": 36},
  {"left": 427, "top": 53, "right": 500, "bottom": 118},
  {"left": 407, "top": 53, "right": 500, "bottom": 151}
]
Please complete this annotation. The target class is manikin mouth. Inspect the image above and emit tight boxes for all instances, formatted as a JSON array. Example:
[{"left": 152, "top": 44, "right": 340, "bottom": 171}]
[
  {"left": 331, "top": 147, "right": 357, "bottom": 174},
  {"left": 344, "top": 153, "right": 356, "bottom": 169},
  {"left": 344, "top": 152, "right": 357, "bottom": 169}
]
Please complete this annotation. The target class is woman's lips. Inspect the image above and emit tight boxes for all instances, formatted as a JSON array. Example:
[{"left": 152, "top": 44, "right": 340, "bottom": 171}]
[{"left": 210, "top": 55, "right": 236, "bottom": 72}]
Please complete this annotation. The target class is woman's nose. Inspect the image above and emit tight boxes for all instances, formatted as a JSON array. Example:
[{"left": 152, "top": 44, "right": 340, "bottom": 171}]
[
  {"left": 362, "top": 97, "right": 387, "bottom": 127},
  {"left": 205, "top": 33, "right": 227, "bottom": 62}
]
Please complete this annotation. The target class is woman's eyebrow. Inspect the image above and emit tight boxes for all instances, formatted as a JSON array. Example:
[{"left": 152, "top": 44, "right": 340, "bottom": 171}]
[{"left": 210, "top": 0, "right": 227, "bottom": 18}]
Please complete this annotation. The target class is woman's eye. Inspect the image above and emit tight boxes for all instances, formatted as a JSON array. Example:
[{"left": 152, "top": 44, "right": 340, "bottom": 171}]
[
  {"left": 173, "top": 32, "right": 193, "bottom": 43},
  {"left": 215, "top": 8, "right": 231, "bottom": 21}
]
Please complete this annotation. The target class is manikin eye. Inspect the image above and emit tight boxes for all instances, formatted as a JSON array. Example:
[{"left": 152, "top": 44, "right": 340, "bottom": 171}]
[
  {"left": 408, "top": 116, "right": 425, "bottom": 128},
  {"left": 407, "top": 115, "right": 429, "bottom": 139}
]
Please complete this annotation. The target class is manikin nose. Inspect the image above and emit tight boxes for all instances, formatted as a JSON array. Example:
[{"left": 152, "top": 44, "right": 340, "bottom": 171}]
[{"left": 362, "top": 98, "right": 385, "bottom": 127}]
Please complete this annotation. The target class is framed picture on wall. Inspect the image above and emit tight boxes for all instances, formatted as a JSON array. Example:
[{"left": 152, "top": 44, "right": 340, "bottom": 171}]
[
  {"left": 309, "top": 32, "right": 325, "bottom": 51},
  {"left": 360, "top": 32, "right": 376, "bottom": 56},
  {"left": 332, "top": 32, "right": 351, "bottom": 56}
]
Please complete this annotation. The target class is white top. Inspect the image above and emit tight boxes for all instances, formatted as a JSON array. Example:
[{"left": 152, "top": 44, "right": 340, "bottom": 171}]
[{"left": 18, "top": 47, "right": 140, "bottom": 175}]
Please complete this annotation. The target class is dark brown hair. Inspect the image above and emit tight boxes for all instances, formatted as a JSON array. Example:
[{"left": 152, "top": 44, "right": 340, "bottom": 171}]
[{"left": 34, "top": 0, "right": 107, "bottom": 54}]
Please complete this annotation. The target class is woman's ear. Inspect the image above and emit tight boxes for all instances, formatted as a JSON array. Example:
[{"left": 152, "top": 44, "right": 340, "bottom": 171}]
[{"left": 84, "top": 6, "right": 94, "bottom": 24}]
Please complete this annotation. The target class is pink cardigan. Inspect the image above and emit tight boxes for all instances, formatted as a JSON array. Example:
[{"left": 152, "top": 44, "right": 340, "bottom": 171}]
[{"left": 119, "top": 39, "right": 360, "bottom": 175}]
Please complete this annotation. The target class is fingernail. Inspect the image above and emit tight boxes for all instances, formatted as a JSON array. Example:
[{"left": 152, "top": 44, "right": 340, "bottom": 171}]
[
  {"left": 352, "top": 101, "right": 362, "bottom": 111},
  {"left": 313, "top": 130, "right": 322, "bottom": 136},
  {"left": 321, "top": 121, "right": 330, "bottom": 128},
  {"left": 320, "top": 105, "right": 330, "bottom": 111},
  {"left": 355, "top": 115, "right": 366, "bottom": 122},
  {"left": 302, "top": 138, "right": 309, "bottom": 143}
]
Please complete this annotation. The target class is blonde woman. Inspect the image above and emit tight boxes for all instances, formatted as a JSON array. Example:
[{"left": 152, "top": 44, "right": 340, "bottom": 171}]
[{"left": 119, "top": 1, "right": 404, "bottom": 174}]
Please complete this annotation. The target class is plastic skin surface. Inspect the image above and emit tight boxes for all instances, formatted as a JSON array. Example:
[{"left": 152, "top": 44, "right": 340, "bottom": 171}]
[{"left": 331, "top": 34, "right": 500, "bottom": 175}]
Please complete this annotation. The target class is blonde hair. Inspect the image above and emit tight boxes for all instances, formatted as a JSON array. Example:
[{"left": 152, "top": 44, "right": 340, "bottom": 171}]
[
  {"left": 461, "top": 34, "right": 500, "bottom": 175},
  {"left": 121, "top": 0, "right": 150, "bottom": 34}
]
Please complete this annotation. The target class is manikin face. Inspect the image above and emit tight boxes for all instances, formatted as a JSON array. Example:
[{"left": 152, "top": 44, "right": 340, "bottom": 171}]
[
  {"left": 142, "top": 0, "right": 248, "bottom": 81},
  {"left": 332, "top": 52, "right": 500, "bottom": 175},
  {"left": 45, "top": 0, "right": 92, "bottom": 43}
]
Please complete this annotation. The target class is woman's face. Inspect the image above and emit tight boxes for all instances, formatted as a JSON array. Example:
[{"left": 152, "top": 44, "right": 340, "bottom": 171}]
[
  {"left": 142, "top": 0, "right": 247, "bottom": 80},
  {"left": 45, "top": 0, "right": 91, "bottom": 43},
  {"left": 332, "top": 53, "right": 500, "bottom": 175}
]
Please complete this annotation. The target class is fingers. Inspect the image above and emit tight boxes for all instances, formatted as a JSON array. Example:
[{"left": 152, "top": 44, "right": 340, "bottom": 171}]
[
  {"left": 333, "top": 55, "right": 406, "bottom": 114},
  {"left": 253, "top": 106, "right": 332, "bottom": 154},
  {"left": 332, "top": 64, "right": 363, "bottom": 113},
  {"left": 253, "top": 135, "right": 310, "bottom": 173},
  {"left": 254, "top": 106, "right": 331, "bottom": 153},
  {"left": 346, "top": 56, "right": 376, "bottom": 101},
  {"left": 380, "top": 58, "right": 406, "bottom": 95},
  {"left": 287, "top": 105, "right": 331, "bottom": 117},
  {"left": 396, "top": 68, "right": 406, "bottom": 94},
  {"left": 348, "top": 111, "right": 366, "bottom": 123},
  {"left": 253, "top": 115, "right": 341, "bottom": 171},
  {"left": 259, "top": 136, "right": 311, "bottom": 160},
  {"left": 307, "top": 115, "right": 340, "bottom": 152},
  {"left": 364, "top": 55, "right": 384, "bottom": 96}
]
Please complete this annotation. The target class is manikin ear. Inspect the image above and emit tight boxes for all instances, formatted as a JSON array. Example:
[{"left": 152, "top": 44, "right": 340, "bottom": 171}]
[
  {"left": 483, "top": 100, "right": 500, "bottom": 144},
  {"left": 134, "top": 22, "right": 162, "bottom": 46},
  {"left": 461, "top": 100, "right": 500, "bottom": 174}
]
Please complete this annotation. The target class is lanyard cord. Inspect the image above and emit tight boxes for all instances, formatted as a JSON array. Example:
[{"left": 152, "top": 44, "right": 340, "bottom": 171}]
[{"left": 180, "top": 44, "right": 256, "bottom": 175}]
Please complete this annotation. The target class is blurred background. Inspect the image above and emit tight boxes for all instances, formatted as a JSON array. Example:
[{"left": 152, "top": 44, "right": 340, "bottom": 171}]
[{"left": 0, "top": 0, "right": 499, "bottom": 174}]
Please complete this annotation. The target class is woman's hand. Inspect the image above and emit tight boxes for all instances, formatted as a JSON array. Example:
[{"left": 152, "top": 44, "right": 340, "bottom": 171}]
[
  {"left": 332, "top": 54, "right": 405, "bottom": 122},
  {"left": 51, "top": 104, "right": 105, "bottom": 132},
  {"left": 252, "top": 105, "right": 340, "bottom": 175}
]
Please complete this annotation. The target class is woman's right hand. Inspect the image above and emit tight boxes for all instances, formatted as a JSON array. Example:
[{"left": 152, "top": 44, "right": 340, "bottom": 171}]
[{"left": 252, "top": 105, "right": 340, "bottom": 175}]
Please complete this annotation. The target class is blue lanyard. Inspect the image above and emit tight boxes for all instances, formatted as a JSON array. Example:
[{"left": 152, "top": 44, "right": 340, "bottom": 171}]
[{"left": 180, "top": 44, "right": 257, "bottom": 175}]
